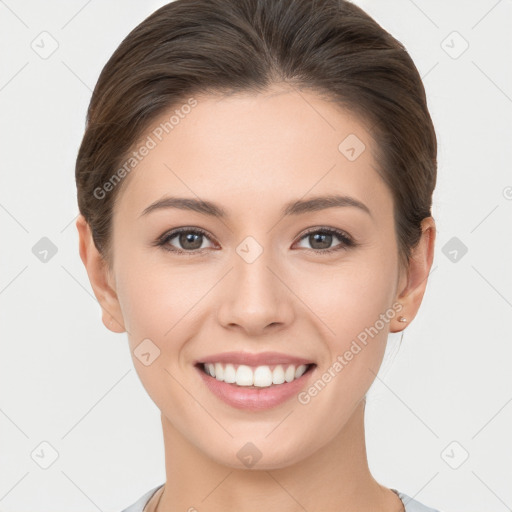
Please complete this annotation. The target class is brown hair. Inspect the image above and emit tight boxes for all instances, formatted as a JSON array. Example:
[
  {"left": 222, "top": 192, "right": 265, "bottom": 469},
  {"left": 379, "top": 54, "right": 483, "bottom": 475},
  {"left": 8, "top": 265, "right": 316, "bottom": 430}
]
[{"left": 75, "top": 0, "right": 437, "bottom": 270}]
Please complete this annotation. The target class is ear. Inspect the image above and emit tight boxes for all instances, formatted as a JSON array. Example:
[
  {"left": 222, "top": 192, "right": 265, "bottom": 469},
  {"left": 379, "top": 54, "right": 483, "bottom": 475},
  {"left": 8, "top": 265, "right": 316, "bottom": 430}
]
[
  {"left": 391, "top": 217, "right": 436, "bottom": 333},
  {"left": 76, "top": 214, "right": 126, "bottom": 333}
]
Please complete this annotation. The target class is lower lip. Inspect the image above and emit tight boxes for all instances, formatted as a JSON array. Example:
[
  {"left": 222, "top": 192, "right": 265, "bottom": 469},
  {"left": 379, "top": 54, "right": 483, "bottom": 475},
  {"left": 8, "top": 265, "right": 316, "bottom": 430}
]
[{"left": 195, "top": 364, "right": 316, "bottom": 411}]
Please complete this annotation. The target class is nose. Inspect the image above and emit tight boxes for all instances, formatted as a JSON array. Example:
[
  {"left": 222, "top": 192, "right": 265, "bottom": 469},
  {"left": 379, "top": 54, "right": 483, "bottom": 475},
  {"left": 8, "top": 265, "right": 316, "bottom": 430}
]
[{"left": 217, "top": 250, "right": 294, "bottom": 336}]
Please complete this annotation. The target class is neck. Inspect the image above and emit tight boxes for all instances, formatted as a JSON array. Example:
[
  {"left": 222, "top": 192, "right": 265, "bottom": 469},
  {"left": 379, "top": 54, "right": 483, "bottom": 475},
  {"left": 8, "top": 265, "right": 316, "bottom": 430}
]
[{"left": 154, "top": 399, "right": 402, "bottom": 512}]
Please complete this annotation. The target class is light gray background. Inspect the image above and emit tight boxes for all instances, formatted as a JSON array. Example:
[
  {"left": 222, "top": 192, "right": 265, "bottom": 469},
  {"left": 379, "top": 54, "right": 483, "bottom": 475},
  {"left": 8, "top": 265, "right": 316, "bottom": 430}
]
[{"left": 1, "top": 1, "right": 511, "bottom": 510}]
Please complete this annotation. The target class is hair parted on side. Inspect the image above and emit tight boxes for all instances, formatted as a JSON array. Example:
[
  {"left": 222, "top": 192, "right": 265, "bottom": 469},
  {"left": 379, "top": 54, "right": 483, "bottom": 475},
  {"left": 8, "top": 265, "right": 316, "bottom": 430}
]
[{"left": 75, "top": 0, "right": 437, "bottom": 270}]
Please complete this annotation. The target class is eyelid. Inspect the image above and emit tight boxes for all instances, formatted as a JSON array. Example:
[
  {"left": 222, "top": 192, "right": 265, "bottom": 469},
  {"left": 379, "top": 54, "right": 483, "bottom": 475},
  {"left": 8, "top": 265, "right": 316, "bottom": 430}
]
[{"left": 298, "top": 226, "right": 353, "bottom": 243}]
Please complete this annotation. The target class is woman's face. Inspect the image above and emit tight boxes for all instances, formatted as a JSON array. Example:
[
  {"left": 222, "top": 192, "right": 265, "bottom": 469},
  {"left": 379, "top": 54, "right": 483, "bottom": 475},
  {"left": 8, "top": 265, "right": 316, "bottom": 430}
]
[{"left": 103, "top": 86, "right": 412, "bottom": 469}]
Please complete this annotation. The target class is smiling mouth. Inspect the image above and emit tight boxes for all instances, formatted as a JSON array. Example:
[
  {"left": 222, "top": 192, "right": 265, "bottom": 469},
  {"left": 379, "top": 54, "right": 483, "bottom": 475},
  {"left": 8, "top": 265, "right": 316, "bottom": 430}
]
[{"left": 195, "top": 362, "right": 317, "bottom": 388}]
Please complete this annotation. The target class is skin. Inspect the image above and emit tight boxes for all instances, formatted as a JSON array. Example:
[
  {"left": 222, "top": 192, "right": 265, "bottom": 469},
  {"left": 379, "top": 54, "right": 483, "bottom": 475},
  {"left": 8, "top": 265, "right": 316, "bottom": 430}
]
[{"left": 77, "top": 84, "right": 435, "bottom": 512}]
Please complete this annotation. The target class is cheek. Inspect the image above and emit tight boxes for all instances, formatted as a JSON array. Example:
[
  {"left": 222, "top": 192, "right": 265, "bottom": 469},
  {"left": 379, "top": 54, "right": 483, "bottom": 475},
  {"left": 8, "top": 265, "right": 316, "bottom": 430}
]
[
  {"left": 294, "top": 248, "right": 398, "bottom": 371},
  {"left": 302, "top": 257, "right": 396, "bottom": 331},
  {"left": 114, "top": 257, "right": 188, "bottom": 343},
  {"left": 115, "top": 255, "right": 215, "bottom": 362},
  {"left": 294, "top": 263, "right": 396, "bottom": 420},
  {"left": 114, "top": 260, "right": 199, "bottom": 403}
]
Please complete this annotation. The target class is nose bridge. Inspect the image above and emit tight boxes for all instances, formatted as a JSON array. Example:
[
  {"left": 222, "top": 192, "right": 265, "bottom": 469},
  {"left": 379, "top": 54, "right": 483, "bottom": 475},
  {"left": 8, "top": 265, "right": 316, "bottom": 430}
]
[{"left": 217, "top": 238, "right": 292, "bottom": 332}]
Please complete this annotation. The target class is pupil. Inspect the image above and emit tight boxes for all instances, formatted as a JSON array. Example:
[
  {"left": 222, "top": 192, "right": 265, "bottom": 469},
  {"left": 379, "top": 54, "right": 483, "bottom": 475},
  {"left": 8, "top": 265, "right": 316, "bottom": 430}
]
[
  {"left": 311, "top": 233, "right": 331, "bottom": 249},
  {"left": 181, "top": 232, "right": 202, "bottom": 250}
]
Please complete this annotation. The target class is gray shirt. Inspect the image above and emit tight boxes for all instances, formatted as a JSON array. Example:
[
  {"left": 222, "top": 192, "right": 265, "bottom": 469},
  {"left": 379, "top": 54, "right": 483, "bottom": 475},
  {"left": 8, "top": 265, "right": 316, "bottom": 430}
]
[{"left": 120, "top": 484, "right": 443, "bottom": 512}]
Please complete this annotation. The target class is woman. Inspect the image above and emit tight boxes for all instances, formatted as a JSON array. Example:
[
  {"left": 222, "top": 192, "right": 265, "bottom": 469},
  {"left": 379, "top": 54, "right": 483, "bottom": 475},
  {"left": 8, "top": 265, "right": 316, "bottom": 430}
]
[{"left": 75, "top": 0, "right": 440, "bottom": 510}]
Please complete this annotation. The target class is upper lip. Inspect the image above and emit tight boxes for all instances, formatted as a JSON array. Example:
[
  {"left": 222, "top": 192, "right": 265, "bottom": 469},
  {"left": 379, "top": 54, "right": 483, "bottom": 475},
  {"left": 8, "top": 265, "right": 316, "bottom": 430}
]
[{"left": 195, "top": 351, "right": 315, "bottom": 367}]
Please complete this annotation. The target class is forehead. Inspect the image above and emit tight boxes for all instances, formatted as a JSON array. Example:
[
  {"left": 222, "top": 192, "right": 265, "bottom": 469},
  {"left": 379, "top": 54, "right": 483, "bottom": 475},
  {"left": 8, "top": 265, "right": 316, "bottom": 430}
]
[{"left": 114, "top": 86, "right": 392, "bottom": 221}]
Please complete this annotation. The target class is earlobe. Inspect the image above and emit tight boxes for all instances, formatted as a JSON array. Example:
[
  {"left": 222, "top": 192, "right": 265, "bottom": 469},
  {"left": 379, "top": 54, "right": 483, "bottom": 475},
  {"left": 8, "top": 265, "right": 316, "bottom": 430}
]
[
  {"left": 391, "top": 217, "right": 436, "bottom": 333},
  {"left": 103, "top": 312, "right": 126, "bottom": 334},
  {"left": 76, "top": 214, "right": 126, "bottom": 334}
]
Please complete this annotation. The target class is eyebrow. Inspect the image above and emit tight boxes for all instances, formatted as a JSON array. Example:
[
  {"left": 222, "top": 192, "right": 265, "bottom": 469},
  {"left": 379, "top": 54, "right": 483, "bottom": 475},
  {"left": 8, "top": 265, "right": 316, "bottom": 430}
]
[{"left": 139, "top": 194, "right": 372, "bottom": 219}]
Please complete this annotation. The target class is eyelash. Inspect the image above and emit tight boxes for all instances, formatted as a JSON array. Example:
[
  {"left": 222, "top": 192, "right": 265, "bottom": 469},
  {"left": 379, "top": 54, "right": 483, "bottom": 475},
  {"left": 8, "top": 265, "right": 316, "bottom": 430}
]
[{"left": 154, "top": 226, "right": 356, "bottom": 256}]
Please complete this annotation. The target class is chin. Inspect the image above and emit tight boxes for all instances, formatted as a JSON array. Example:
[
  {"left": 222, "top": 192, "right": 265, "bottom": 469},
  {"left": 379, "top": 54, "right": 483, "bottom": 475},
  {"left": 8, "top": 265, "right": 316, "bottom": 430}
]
[{"left": 204, "top": 435, "right": 319, "bottom": 471}]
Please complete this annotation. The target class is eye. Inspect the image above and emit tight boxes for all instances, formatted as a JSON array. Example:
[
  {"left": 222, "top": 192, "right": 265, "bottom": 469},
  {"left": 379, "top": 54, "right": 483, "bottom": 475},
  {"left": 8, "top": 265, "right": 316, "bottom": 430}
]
[
  {"left": 155, "top": 227, "right": 216, "bottom": 255},
  {"left": 154, "top": 226, "right": 356, "bottom": 256},
  {"left": 294, "top": 227, "right": 355, "bottom": 254}
]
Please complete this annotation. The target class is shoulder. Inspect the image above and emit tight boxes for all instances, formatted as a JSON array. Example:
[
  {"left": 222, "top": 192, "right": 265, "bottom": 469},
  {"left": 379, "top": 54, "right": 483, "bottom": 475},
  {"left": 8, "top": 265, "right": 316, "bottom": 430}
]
[
  {"left": 120, "top": 484, "right": 443, "bottom": 512},
  {"left": 393, "top": 489, "right": 443, "bottom": 512},
  {"left": 120, "top": 483, "right": 165, "bottom": 512}
]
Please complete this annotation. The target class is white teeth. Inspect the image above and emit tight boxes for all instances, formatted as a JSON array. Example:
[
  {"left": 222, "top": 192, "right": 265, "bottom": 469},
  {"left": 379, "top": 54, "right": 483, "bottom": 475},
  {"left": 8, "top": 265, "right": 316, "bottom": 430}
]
[
  {"left": 203, "top": 362, "right": 310, "bottom": 387},
  {"left": 236, "top": 365, "right": 254, "bottom": 386},
  {"left": 253, "top": 366, "right": 273, "bottom": 387},
  {"left": 295, "top": 364, "right": 308, "bottom": 379},
  {"left": 214, "top": 362, "right": 224, "bottom": 382},
  {"left": 272, "top": 365, "right": 285, "bottom": 385},
  {"left": 223, "top": 363, "right": 236, "bottom": 383},
  {"left": 285, "top": 365, "right": 295, "bottom": 382}
]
